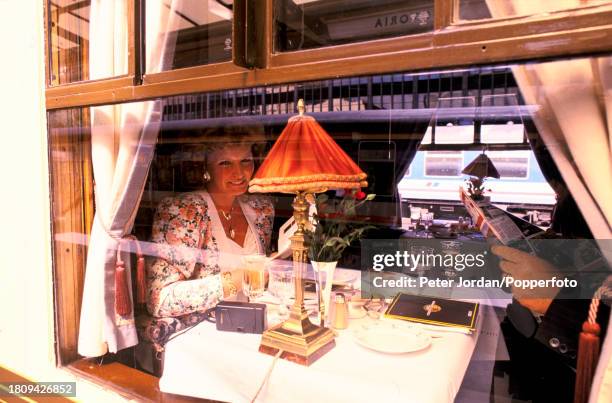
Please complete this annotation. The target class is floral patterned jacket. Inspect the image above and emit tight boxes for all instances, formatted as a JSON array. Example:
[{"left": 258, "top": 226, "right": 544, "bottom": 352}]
[{"left": 146, "top": 191, "right": 274, "bottom": 318}]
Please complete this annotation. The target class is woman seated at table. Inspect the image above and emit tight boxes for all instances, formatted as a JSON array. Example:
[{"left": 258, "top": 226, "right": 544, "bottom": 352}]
[{"left": 146, "top": 132, "right": 274, "bottom": 318}]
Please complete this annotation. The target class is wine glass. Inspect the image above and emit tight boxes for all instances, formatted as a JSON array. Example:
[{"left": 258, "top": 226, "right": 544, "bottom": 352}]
[
  {"left": 411, "top": 246, "right": 434, "bottom": 277},
  {"left": 440, "top": 240, "right": 462, "bottom": 279},
  {"left": 267, "top": 263, "right": 294, "bottom": 319},
  {"left": 421, "top": 212, "right": 434, "bottom": 237},
  {"left": 409, "top": 206, "right": 422, "bottom": 231}
]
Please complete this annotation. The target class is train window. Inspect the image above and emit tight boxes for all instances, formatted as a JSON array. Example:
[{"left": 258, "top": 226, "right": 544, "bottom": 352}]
[
  {"left": 147, "top": 0, "right": 233, "bottom": 71},
  {"left": 456, "top": 0, "right": 612, "bottom": 22},
  {"left": 432, "top": 122, "right": 474, "bottom": 144},
  {"left": 48, "top": 1, "right": 128, "bottom": 85},
  {"left": 488, "top": 150, "right": 529, "bottom": 178},
  {"left": 275, "top": 0, "right": 434, "bottom": 52},
  {"left": 421, "top": 123, "right": 475, "bottom": 145},
  {"left": 481, "top": 122, "right": 525, "bottom": 143},
  {"left": 421, "top": 126, "right": 432, "bottom": 144},
  {"left": 423, "top": 151, "right": 463, "bottom": 177}
]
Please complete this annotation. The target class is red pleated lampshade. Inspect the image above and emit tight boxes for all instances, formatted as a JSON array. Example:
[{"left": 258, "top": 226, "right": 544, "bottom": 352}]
[{"left": 249, "top": 113, "right": 367, "bottom": 193}]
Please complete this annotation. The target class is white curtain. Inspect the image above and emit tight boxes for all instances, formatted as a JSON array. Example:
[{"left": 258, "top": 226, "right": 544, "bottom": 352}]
[
  {"left": 78, "top": 0, "right": 179, "bottom": 357},
  {"left": 486, "top": 2, "right": 612, "bottom": 402}
]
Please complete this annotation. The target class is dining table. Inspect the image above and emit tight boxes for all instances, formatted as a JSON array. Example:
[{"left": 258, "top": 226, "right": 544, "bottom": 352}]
[{"left": 158, "top": 268, "right": 510, "bottom": 403}]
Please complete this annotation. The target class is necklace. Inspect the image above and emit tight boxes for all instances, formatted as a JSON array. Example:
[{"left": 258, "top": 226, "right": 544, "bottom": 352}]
[{"left": 219, "top": 205, "right": 236, "bottom": 239}]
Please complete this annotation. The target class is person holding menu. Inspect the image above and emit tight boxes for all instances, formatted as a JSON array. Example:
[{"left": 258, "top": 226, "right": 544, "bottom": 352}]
[{"left": 491, "top": 190, "right": 610, "bottom": 402}]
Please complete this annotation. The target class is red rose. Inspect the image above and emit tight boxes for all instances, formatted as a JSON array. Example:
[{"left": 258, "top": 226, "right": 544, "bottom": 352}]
[{"left": 355, "top": 191, "right": 366, "bottom": 200}]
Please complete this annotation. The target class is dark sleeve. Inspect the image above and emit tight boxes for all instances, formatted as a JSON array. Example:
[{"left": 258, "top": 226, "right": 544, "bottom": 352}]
[{"left": 534, "top": 293, "right": 609, "bottom": 365}]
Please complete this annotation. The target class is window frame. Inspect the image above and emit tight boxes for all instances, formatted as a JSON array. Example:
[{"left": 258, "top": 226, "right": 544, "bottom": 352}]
[
  {"left": 45, "top": 0, "right": 612, "bottom": 110},
  {"left": 44, "top": 0, "right": 612, "bottom": 398}
]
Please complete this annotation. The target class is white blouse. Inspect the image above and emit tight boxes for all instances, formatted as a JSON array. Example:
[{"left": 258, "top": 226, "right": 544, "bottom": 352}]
[{"left": 203, "top": 192, "right": 263, "bottom": 271}]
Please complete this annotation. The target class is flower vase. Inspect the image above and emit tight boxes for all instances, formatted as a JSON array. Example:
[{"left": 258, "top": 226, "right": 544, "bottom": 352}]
[{"left": 311, "top": 260, "right": 337, "bottom": 327}]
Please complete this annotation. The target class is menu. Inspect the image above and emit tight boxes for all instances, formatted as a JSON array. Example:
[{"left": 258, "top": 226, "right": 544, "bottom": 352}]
[
  {"left": 459, "top": 188, "right": 545, "bottom": 252},
  {"left": 384, "top": 293, "right": 479, "bottom": 333}
]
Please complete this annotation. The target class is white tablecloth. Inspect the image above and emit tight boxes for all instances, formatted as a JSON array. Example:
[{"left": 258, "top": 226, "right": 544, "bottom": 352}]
[{"left": 159, "top": 301, "right": 506, "bottom": 402}]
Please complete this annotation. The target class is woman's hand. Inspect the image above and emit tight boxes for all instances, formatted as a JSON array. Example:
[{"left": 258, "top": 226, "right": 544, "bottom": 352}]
[{"left": 491, "top": 245, "right": 564, "bottom": 315}]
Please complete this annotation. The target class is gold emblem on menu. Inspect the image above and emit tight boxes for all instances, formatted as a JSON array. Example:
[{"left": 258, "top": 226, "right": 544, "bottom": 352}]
[{"left": 423, "top": 301, "right": 442, "bottom": 316}]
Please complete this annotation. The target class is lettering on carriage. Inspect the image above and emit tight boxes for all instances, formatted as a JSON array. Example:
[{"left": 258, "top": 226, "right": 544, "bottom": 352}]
[{"left": 374, "top": 10, "right": 431, "bottom": 29}]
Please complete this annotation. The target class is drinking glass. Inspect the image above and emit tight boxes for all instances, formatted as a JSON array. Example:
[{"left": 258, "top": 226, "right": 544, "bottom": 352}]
[
  {"left": 410, "top": 206, "right": 422, "bottom": 229},
  {"left": 421, "top": 211, "right": 434, "bottom": 234},
  {"left": 410, "top": 246, "right": 434, "bottom": 277},
  {"left": 440, "top": 240, "right": 462, "bottom": 279},
  {"left": 242, "top": 254, "right": 267, "bottom": 300},
  {"left": 267, "top": 263, "right": 295, "bottom": 319}
]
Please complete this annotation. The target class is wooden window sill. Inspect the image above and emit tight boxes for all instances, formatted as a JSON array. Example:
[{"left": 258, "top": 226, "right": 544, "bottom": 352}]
[{"left": 67, "top": 358, "right": 216, "bottom": 402}]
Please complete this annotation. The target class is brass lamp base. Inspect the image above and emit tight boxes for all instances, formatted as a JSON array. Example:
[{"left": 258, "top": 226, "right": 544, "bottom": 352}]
[
  {"left": 258, "top": 191, "right": 335, "bottom": 365},
  {"left": 259, "top": 306, "right": 335, "bottom": 366}
]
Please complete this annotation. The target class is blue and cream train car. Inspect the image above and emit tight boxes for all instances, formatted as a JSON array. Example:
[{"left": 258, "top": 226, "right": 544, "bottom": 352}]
[{"left": 399, "top": 150, "right": 556, "bottom": 205}]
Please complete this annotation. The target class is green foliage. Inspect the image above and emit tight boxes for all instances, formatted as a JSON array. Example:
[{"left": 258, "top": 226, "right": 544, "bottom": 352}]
[
  {"left": 305, "top": 190, "right": 376, "bottom": 262},
  {"left": 465, "top": 177, "right": 486, "bottom": 200}
]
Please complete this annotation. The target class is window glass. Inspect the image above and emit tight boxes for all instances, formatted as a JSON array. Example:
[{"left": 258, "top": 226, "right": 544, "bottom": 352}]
[
  {"left": 481, "top": 122, "right": 524, "bottom": 143},
  {"left": 49, "top": 55, "right": 611, "bottom": 403},
  {"left": 146, "top": 0, "right": 233, "bottom": 71},
  {"left": 48, "top": 1, "right": 128, "bottom": 84},
  {"left": 457, "top": 0, "right": 612, "bottom": 22},
  {"left": 488, "top": 150, "right": 529, "bottom": 178},
  {"left": 424, "top": 151, "right": 463, "bottom": 176},
  {"left": 275, "top": 0, "right": 434, "bottom": 52},
  {"left": 432, "top": 122, "right": 474, "bottom": 144}
]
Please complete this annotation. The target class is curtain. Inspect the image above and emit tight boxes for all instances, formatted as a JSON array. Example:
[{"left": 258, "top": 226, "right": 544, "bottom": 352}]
[
  {"left": 78, "top": 1, "right": 179, "bottom": 357},
  {"left": 512, "top": 58, "right": 612, "bottom": 239},
  {"left": 486, "top": 2, "right": 612, "bottom": 401},
  {"left": 526, "top": 122, "right": 593, "bottom": 238},
  {"left": 392, "top": 121, "right": 429, "bottom": 225}
]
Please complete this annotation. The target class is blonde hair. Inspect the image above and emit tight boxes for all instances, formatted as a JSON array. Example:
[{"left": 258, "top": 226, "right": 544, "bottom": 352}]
[{"left": 201, "top": 124, "right": 265, "bottom": 154}]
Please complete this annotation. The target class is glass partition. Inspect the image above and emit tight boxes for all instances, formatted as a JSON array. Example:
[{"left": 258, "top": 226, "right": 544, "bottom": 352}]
[
  {"left": 146, "top": 0, "right": 233, "bottom": 71},
  {"left": 50, "top": 54, "right": 611, "bottom": 402},
  {"left": 457, "top": 0, "right": 612, "bottom": 22},
  {"left": 48, "top": 0, "right": 128, "bottom": 84},
  {"left": 275, "top": 0, "right": 434, "bottom": 52}
]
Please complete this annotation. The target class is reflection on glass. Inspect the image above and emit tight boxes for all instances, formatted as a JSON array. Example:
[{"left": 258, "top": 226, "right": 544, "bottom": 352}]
[
  {"left": 458, "top": 0, "right": 611, "bottom": 22},
  {"left": 48, "top": 1, "right": 128, "bottom": 84},
  {"left": 49, "top": 55, "right": 610, "bottom": 400},
  {"left": 431, "top": 97, "right": 476, "bottom": 144},
  {"left": 480, "top": 94, "right": 525, "bottom": 144},
  {"left": 146, "top": 0, "right": 233, "bottom": 71},
  {"left": 488, "top": 151, "right": 529, "bottom": 178},
  {"left": 424, "top": 151, "right": 464, "bottom": 177},
  {"left": 275, "top": 0, "right": 434, "bottom": 52}
]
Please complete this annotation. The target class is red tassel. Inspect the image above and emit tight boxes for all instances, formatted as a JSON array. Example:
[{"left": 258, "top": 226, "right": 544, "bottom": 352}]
[
  {"left": 136, "top": 257, "right": 146, "bottom": 304},
  {"left": 574, "top": 321, "right": 601, "bottom": 403},
  {"left": 115, "top": 261, "right": 132, "bottom": 316}
]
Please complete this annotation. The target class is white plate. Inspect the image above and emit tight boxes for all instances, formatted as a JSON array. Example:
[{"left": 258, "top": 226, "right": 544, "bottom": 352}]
[{"left": 353, "top": 321, "right": 431, "bottom": 354}]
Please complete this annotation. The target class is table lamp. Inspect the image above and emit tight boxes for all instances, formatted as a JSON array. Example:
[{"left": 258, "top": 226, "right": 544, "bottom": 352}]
[
  {"left": 461, "top": 152, "right": 500, "bottom": 201},
  {"left": 249, "top": 99, "right": 367, "bottom": 365}
]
